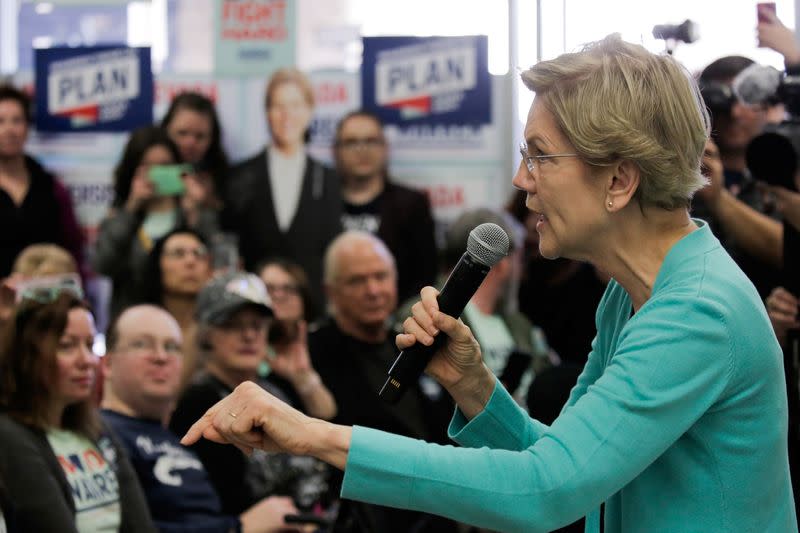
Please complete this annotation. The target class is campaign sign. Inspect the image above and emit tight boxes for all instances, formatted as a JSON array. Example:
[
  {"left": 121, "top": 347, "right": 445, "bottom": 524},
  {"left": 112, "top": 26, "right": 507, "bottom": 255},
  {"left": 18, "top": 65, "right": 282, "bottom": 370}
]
[
  {"left": 214, "top": 0, "right": 296, "bottom": 75},
  {"left": 35, "top": 46, "right": 153, "bottom": 132},
  {"left": 362, "top": 36, "right": 490, "bottom": 126}
]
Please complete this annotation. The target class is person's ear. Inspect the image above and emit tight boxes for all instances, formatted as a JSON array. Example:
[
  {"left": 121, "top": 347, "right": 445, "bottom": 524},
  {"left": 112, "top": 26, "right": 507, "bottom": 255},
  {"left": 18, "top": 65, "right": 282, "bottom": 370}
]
[
  {"left": 606, "top": 160, "right": 640, "bottom": 211},
  {"left": 101, "top": 352, "right": 113, "bottom": 380}
]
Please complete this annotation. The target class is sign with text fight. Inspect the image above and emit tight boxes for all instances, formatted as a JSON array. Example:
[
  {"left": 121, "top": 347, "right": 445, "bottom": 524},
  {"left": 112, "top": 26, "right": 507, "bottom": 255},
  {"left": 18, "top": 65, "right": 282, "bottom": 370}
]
[
  {"left": 214, "top": 0, "right": 296, "bottom": 75},
  {"left": 35, "top": 46, "right": 153, "bottom": 132},
  {"left": 362, "top": 35, "right": 490, "bottom": 127}
]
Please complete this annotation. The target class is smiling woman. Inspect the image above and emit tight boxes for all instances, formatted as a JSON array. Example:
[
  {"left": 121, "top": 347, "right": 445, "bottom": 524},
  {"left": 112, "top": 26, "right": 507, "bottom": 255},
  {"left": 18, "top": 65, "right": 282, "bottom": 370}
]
[{"left": 0, "top": 290, "right": 154, "bottom": 532}]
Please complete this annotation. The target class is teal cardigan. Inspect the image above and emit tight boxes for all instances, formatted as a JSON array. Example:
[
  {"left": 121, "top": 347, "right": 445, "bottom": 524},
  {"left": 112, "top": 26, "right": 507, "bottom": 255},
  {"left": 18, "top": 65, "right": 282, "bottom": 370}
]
[{"left": 341, "top": 222, "right": 797, "bottom": 533}]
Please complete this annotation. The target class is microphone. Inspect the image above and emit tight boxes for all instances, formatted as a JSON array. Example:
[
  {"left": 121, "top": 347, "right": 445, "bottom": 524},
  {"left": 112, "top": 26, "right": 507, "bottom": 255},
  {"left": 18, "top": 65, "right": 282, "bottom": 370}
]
[
  {"left": 379, "top": 222, "right": 510, "bottom": 404},
  {"left": 733, "top": 63, "right": 782, "bottom": 106}
]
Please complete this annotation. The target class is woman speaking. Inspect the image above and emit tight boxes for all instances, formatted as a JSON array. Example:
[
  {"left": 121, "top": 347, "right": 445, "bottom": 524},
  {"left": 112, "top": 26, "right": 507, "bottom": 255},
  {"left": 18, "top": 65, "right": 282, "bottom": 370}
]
[{"left": 181, "top": 35, "right": 796, "bottom": 533}]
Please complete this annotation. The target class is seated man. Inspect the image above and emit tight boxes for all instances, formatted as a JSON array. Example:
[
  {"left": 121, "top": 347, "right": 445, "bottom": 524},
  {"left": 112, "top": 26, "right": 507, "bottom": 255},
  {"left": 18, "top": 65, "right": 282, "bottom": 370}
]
[
  {"left": 100, "top": 304, "right": 299, "bottom": 533},
  {"left": 310, "top": 231, "right": 457, "bottom": 533}
]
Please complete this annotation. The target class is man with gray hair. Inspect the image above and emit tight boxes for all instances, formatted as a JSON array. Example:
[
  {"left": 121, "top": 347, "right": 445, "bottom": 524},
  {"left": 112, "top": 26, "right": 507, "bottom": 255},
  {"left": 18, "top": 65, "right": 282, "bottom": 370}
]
[{"left": 309, "top": 230, "right": 457, "bottom": 533}]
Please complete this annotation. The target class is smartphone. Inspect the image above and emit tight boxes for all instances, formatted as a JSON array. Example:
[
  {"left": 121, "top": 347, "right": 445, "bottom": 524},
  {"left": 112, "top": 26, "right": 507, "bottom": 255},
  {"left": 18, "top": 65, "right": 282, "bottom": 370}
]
[
  {"left": 148, "top": 164, "right": 191, "bottom": 196},
  {"left": 284, "top": 513, "right": 333, "bottom": 527},
  {"left": 757, "top": 2, "right": 776, "bottom": 23}
]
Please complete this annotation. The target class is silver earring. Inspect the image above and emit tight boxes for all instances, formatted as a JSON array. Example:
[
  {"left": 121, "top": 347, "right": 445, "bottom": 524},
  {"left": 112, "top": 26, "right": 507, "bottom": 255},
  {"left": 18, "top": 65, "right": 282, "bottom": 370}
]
[{"left": 607, "top": 201, "right": 613, "bottom": 208}]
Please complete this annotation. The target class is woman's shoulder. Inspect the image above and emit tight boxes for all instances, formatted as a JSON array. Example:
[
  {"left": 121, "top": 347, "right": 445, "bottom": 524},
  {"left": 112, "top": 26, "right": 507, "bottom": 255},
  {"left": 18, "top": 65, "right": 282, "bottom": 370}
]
[{"left": 0, "top": 415, "right": 47, "bottom": 455}]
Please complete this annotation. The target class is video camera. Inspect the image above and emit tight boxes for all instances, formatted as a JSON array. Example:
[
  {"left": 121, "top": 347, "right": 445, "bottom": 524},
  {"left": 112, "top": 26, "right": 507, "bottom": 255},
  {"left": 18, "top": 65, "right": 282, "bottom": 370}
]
[{"left": 701, "top": 63, "right": 800, "bottom": 190}]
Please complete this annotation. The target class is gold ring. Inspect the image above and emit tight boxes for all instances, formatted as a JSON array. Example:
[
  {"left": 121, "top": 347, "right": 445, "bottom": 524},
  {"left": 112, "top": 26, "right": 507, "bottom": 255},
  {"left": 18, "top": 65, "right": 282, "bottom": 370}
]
[{"left": 228, "top": 411, "right": 238, "bottom": 419}]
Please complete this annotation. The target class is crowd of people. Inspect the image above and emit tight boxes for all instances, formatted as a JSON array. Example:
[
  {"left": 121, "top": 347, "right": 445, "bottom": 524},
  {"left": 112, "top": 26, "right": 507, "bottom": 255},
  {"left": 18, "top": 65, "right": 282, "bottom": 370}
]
[{"left": 0, "top": 11, "right": 799, "bottom": 533}]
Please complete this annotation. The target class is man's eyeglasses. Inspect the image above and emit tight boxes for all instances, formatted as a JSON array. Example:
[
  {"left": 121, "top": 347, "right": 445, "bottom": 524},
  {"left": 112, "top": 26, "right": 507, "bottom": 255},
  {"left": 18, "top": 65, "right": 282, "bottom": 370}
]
[
  {"left": 336, "top": 137, "right": 385, "bottom": 151},
  {"left": 162, "top": 245, "right": 209, "bottom": 260},
  {"left": 519, "top": 141, "right": 580, "bottom": 174},
  {"left": 118, "top": 337, "right": 183, "bottom": 357}
]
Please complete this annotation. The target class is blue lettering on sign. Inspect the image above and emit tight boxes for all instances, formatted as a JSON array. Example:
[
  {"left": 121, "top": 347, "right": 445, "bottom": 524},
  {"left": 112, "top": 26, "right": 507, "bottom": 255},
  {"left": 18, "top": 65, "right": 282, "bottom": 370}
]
[
  {"left": 388, "top": 56, "right": 465, "bottom": 95},
  {"left": 58, "top": 67, "right": 129, "bottom": 104}
]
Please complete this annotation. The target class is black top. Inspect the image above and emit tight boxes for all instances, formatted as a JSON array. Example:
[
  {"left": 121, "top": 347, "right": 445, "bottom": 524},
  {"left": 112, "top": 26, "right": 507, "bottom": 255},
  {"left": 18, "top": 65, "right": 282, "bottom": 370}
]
[
  {"left": 0, "top": 156, "right": 78, "bottom": 277},
  {"left": 348, "top": 181, "right": 438, "bottom": 303},
  {"left": 518, "top": 259, "right": 606, "bottom": 366},
  {"left": 308, "top": 318, "right": 459, "bottom": 533},
  {"left": 221, "top": 149, "right": 343, "bottom": 316}
]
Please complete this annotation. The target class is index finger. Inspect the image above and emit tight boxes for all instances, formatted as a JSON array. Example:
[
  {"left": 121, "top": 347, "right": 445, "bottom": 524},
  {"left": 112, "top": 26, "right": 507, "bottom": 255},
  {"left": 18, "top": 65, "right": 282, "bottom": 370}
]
[
  {"left": 420, "top": 285, "right": 440, "bottom": 314},
  {"left": 181, "top": 407, "right": 220, "bottom": 445}
]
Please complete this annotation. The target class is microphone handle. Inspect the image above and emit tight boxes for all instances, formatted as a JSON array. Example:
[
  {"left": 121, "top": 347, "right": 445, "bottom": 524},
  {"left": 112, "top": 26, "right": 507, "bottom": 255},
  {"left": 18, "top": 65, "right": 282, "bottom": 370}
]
[{"left": 379, "top": 253, "right": 490, "bottom": 404}]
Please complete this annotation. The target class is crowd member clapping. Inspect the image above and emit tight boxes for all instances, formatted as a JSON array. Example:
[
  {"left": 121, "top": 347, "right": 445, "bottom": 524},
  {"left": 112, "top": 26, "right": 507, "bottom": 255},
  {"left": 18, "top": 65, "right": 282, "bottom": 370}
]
[
  {"left": 0, "top": 283, "right": 154, "bottom": 532},
  {"left": 93, "top": 126, "right": 218, "bottom": 318}
]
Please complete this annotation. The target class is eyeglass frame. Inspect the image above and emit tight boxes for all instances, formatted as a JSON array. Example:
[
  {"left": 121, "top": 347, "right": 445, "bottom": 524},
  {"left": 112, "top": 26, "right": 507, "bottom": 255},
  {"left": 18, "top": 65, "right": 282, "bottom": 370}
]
[
  {"left": 161, "top": 245, "right": 210, "bottom": 260},
  {"left": 518, "top": 141, "right": 581, "bottom": 174},
  {"left": 335, "top": 137, "right": 386, "bottom": 151},
  {"left": 15, "top": 273, "right": 84, "bottom": 304},
  {"left": 116, "top": 336, "right": 184, "bottom": 358}
]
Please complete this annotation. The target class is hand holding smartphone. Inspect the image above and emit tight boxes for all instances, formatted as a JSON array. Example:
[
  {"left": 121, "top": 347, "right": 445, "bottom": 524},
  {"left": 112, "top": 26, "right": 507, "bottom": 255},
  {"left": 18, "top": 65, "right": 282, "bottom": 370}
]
[
  {"left": 148, "top": 164, "right": 192, "bottom": 196},
  {"left": 757, "top": 2, "right": 776, "bottom": 24}
]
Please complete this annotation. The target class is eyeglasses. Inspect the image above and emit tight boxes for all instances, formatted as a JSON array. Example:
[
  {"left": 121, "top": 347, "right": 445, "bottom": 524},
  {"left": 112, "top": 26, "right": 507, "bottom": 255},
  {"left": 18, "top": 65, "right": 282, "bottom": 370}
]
[
  {"left": 218, "top": 319, "right": 268, "bottom": 334},
  {"left": 162, "top": 245, "right": 209, "bottom": 260},
  {"left": 519, "top": 141, "right": 580, "bottom": 174},
  {"left": 336, "top": 137, "right": 385, "bottom": 151},
  {"left": 265, "top": 283, "right": 300, "bottom": 297},
  {"left": 15, "top": 273, "right": 84, "bottom": 304},
  {"left": 118, "top": 337, "right": 183, "bottom": 357}
]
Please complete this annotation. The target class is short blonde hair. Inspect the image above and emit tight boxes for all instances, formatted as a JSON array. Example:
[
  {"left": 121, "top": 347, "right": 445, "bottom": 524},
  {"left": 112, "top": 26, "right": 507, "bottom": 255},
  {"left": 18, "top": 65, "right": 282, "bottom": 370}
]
[
  {"left": 264, "top": 67, "right": 315, "bottom": 110},
  {"left": 12, "top": 244, "right": 78, "bottom": 277},
  {"left": 521, "top": 34, "right": 710, "bottom": 209}
]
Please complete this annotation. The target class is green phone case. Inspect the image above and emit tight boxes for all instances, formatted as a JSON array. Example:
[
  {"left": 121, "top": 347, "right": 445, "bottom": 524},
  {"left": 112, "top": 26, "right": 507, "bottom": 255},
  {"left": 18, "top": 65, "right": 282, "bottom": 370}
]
[{"left": 148, "top": 165, "right": 190, "bottom": 196}]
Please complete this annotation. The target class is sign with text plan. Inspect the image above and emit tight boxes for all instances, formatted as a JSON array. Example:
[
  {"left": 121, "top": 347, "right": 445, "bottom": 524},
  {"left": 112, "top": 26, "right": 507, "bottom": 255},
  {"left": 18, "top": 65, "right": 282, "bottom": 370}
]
[
  {"left": 35, "top": 46, "right": 153, "bottom": 132},
  {"left": 362, "top": 36, "right": 490, "bottom": 126}
]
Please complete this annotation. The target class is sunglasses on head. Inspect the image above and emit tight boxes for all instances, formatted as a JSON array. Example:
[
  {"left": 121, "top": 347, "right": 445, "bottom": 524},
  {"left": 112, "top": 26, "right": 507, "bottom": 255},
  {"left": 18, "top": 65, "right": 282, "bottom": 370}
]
[{"left": 15, "top": 273, "right": 84, "bottom": 304}]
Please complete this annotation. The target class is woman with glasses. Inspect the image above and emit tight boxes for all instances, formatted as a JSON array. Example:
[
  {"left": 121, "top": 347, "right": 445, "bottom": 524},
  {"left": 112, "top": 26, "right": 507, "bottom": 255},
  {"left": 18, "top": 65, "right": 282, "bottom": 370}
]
[
  {"left": 223, "top": 68, "right": 342, "bottom": 317},
  {"left": 181, "top": 34, "right": 795, "bottom": 533},
  {"left": 93, "top": 126, "right": 219, "bottom": 319},
  {"left": 140, "top": 228, "right": 213, "bottom": 390},
  {"left": 0, "top": 287, "right": 154, "bottom": 532},
  {"left": 257, "top": 257, "right": 315, "bottom": 324},
  {"left": 169, "top": 272, "right": 334, "bottom": 521},
  {"left": 256, "top": 258, "right": 335, "bottom": 421}
]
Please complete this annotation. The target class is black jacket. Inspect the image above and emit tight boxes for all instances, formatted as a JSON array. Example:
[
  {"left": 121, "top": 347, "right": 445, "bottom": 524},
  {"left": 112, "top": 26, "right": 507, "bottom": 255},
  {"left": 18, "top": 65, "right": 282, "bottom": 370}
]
[
  {"left": 0, "top": 414, "right": 155, "bottom": 532},
  {"left": 222, "top": 149, "right": 342, "bottom": 315},
  {"left": 374, "top": 181, "right": 438, "bottom": 302}
]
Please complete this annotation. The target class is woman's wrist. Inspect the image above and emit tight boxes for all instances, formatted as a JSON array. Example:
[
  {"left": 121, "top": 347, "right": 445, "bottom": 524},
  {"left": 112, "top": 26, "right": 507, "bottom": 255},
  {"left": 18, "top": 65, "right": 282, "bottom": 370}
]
[
  {"left": 445, "top": 364, "right": 496, "bottom": 421},
  {"left": 310, "top": 421, "right": 351, "bottom": 470}
]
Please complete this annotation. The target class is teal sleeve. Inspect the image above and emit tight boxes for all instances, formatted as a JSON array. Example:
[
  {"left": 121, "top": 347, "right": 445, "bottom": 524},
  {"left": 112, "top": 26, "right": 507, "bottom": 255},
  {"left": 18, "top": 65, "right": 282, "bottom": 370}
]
[
  {"left": 341, "top": 295, "right": 733, "bottom": 533},
  {"left": 448, "top": 380, "right": 549, "bottom": 450}
]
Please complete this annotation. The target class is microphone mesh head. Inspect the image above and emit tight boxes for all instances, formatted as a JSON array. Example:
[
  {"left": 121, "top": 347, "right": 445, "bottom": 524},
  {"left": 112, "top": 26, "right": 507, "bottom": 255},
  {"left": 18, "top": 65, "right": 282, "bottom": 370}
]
[{"left": 467, "top": 223, "right": 510, "bottom": 267}]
